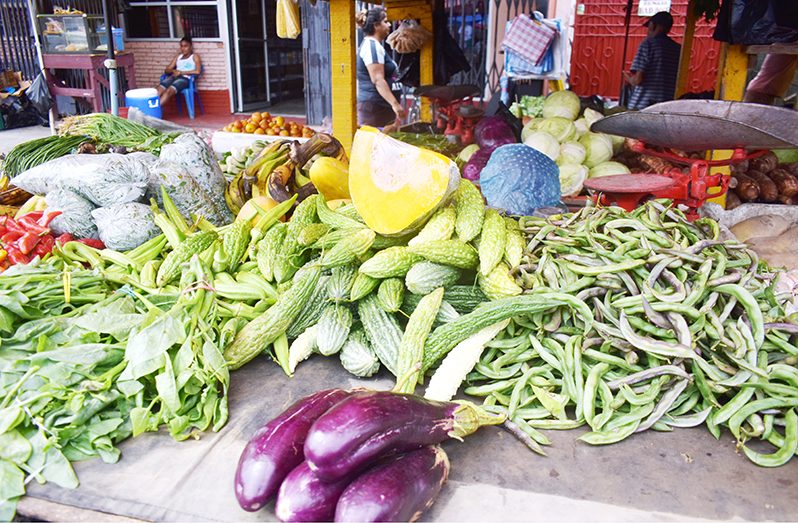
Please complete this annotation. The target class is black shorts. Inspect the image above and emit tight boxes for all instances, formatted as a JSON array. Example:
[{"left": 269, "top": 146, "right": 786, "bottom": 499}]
[
  {"left": 357, "top": 100, "right": 395, "bottom": 128},
  {"left": 160, "top": 75, "right": 190, "bottom": 93}
]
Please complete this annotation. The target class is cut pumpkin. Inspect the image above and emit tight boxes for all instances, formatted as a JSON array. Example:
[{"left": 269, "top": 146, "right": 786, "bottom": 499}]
[{"left": 349, "top": 127, "right": 460, "bottom": 236}]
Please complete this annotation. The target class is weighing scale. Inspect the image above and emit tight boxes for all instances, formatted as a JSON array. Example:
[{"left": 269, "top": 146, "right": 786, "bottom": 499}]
[
  {"left": 413, "top": 84, "right": 484, "bottom": 145},
  {"left": 585, "top": 100, "right": 798, "bottom": 220}
]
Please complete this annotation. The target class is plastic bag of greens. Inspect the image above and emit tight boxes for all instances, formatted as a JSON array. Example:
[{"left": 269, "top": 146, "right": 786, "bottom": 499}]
[
  {"left": 45, "top": 189, "right": 99, "bottom": 239},
  {"left": 92, "top": 202, "right": 161, "bottom": 251},
  {"left": 148, "top": 160, "right": 226, "bottom": 225},
  {"left": 159, "top": 133, "right": 232, "bottom": 222},
  {"left": 13, "top": 153, "right": 148, "bottom": 206}
]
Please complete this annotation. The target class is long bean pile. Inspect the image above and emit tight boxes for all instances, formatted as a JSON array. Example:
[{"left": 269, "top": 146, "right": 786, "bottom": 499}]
[
  {"left": 464, "top": 200, "right": 798, "bottom": 466},
  {"left": 2, "top": 135, "right": 88, "bottom": 177}
]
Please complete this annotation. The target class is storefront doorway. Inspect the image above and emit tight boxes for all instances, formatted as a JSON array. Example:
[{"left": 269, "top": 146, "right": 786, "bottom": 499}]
[{"left": 228, "top": 0, "right": 305, "bottom": 113}]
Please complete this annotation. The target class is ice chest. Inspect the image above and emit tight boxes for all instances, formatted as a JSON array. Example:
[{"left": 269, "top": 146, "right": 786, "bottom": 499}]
[{"left": 125, "top": 88, "right": 161, "bottom": 118}]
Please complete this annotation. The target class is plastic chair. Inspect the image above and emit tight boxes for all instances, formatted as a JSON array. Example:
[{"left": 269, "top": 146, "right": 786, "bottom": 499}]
[{"left": 160, "top": 66, "right": 204, "bottom": 119}]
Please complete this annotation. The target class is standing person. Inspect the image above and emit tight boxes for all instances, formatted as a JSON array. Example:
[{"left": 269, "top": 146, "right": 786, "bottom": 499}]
[
  {"left": 156, "top": 36, "right": 202, "bottom": 107},
  {"left": 744, "top": 53, "right": 798, "bottom": 105},
  {"left": 356, "top": 7, "right": 406, "bottom": 130},
  {"left": 623, "top": 11, "right": 681, "bottom": 110}
]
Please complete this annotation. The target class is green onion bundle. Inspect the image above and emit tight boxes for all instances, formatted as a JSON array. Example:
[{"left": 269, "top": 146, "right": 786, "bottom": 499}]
[{"left": 2, "top": 134, "right": 88, "bottom": 177}]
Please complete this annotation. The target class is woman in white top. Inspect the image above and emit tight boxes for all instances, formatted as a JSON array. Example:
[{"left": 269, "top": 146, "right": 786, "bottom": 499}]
[{"left": 157, "top": 36, "right": 202, "bottom": 106}]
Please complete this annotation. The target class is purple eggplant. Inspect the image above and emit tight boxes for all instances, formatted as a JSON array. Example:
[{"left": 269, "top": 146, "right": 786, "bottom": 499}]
[
  {"left": 334, "top": 446, "right": 450, "bottom": 523},
  {"left": 304, "top": 390, "right": 502, "bottom": 481},
  {"left": 275, "top": 461, "right": 352, "bottom": 522},
  {"left": 234, "top": 389, "right": 351, "bottom": 511}
]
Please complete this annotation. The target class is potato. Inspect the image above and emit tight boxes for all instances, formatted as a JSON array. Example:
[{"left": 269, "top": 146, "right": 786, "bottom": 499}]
[
  {"left": 783, "top": 162, "right": 798, "bottom": 177},
  {"left": 730, "top": 160, "right": 749, "bottom": 176},
  {"left": 749, "top": 151, "right": 779, "bottom": 174},
  {"left": 730, "top": 214, "right": 792, "bottom": 242},
  {"left": 747, "top": 170, "right": 779, "bottom": 202}
]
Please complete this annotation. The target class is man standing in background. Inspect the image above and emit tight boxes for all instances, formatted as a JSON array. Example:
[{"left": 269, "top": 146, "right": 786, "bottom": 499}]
[{"left": 623, "top": 11, "right": 681, "bottom": 110}]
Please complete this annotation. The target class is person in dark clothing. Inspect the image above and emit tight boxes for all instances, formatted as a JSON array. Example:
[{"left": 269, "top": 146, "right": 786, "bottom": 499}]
[
  {"left": 356, "top": 7, "right": 406, "bottom": 130},
  {"left": 624, "top": 11, "right": 681, "bottom": 110}
]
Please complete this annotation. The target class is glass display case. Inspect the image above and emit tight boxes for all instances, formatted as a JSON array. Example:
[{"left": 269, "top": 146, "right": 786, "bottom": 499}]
[{"left": 37, "top": 14, "right": 105, "bottom": 54}]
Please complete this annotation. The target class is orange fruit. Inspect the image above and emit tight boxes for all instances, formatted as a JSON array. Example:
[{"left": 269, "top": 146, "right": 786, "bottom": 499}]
[
  {"left": 259, "top": 120, "right": 270, "bottom": 130},
  {"left": 266, "top": 129, "right": 276, "bottom": 135},
  {"left": 262, "top": 112, "right": 271, "bottom": 119},
  {"left": 275, "top": 116, "right": 285, "bottom": 127},
  {"left": 254, "top": 128, "right": 265, "bottom": 135},
  {"left": 245, "top": 123, "right": 257, "bottom": 133},
  {"left": 251, "top": 112, "right": 262, "bottom": 123},
  {"left": 279, "top": 130, "right": 289, "bottom": 137},
  {"left": 233, "top": 121, "right": 243, "bottom": 129}
]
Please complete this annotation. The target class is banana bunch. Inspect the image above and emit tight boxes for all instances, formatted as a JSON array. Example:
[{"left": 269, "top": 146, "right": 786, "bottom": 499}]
[
  {"left": 224, "top": 134, "right": 348, "bottom": 215},
  {"left": 220, "top": 141, "right": 269, "bottom": 179}
]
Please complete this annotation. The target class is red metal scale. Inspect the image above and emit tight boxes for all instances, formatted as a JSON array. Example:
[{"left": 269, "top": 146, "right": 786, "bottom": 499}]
[
  {"left": 415, "top": 85, "right": 484, "bottom": 145},
  {"left": 583, "top": 143, "right": 765, "bottom": 221},
  {"left": 586, "top": 100, "right": 798, "bottom": 220}
]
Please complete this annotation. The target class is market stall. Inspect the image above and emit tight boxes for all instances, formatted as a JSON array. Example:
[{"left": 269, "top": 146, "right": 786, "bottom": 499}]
[{"left": 1, "top": 85, "right": 798, "bottom": 523}]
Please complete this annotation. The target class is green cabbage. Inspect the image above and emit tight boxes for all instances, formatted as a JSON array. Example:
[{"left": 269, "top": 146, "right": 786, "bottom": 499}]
[
  {"left": 542, "top": 90, "right": 581, "bottom": 121},
  {"left": 559, "top": 163, "right": 589, "bottom": 196},
  {"left": 523, "top": 131, "right": 560, "bottom": 161},
  {"left": 588, "top": 161, "right": 631, "bottom": 179},
  {"left": 574, "top": 118, "right": 589, "bottom": 138},
  {"left": 579, "top": 132, "right": 614, "bottom": 168},
  {"left": 557, "top": 141, "right": 587, "bottom": 166},
  {"left": 536, "top": 117, "right": 577, "bottom": 143},
  {"left": 521, "top": 118, "right": 542, "bottom": 142}
]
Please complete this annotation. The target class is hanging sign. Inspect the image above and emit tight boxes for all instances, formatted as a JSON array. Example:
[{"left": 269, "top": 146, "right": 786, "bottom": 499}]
[{"left": 638, "top": 0, "right": 671, "bottom": 16}]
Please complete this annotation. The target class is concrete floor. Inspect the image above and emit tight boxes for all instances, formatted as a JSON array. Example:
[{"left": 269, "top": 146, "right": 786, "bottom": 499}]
[
  {"left": 20, "top": 356, "right": 798, "bottom": 522},
  {"left": 0, "top": 124, "right": 52, "bottom": 155}
]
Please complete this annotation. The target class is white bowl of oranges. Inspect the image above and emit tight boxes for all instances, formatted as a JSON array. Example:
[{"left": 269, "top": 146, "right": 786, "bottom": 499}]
[{"left": 221, "top": 111, "right": 316, "bottom": 138}]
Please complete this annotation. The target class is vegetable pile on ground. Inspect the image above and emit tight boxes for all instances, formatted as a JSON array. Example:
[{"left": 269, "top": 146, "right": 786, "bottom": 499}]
[
  {"left": 235, "top": 389, "right": 497, "bottom": 522},
  {"left": 0, "top": 209, "right": 103, "bottom": 272},
  {"left": 0, "top": 193, "right": 300, "bottom": 519},
  {"left": 728, "top": 151, "right": 798, "bottom": 209},
  {"left": 454, "top": 200, "right": 798, "bottom": 464}
]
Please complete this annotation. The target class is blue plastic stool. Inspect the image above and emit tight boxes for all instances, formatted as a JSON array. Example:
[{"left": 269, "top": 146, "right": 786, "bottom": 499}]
[{"left": 160, "top": 68, "right": 204, "bottom": 119}]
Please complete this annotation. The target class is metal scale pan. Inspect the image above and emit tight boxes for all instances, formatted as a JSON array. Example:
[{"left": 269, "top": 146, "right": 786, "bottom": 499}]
[{"left": 590, "top": 100, "right": 798, "bottom": 150}]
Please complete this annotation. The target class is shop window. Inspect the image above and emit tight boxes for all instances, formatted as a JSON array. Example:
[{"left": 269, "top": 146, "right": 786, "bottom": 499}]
[{"left": 125, "top": 1, "right": 220, "bottom": 39}]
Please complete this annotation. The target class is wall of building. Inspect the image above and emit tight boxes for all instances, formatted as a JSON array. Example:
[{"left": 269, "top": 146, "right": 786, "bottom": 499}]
[{"left": 123, "top": 40, "right": 231, "bottom": 114}]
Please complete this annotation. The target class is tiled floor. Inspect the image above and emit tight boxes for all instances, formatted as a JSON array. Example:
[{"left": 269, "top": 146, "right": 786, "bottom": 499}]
[{"left": 162, "top": 97, "right": 308, "bottom": 132}]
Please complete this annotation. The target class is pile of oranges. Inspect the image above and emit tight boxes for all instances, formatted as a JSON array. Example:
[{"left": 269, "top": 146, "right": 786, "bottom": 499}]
[{"left": 222, "top": 112, "right": 315, "bottom": 138}]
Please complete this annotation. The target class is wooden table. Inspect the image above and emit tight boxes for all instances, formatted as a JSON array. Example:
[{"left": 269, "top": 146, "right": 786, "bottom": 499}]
[{"left": 43, "top": 52, "right": 137, "bottom": 113}]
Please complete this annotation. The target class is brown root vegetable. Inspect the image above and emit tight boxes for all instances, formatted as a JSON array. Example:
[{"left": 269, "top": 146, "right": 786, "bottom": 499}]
[
  {"left": 783, "top": 162, "right": 798, "bottom": 177},
  {"left": 749, "top": 151, "right": 779, "bottom": 174},
  {"left": 730, "top": 159, "right": 750, "bottom": 175},
  {"left": 778, "top": 194, "right": 798, "bottom": 205},
  {"left": 733, "top": 173, "right": 761, "bottom": 202},
  {"left": 769, "top": 168, "right": 798, "bottom": 197},
  {"left": 747, "top": 170, "right": 779, "bottom": 202},
  {"left": 725, "top": 190, "right": 742, "bottom": 210}
]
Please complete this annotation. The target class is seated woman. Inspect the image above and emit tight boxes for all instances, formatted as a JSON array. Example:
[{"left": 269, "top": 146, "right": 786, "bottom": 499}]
[{"left": 157, "top": 36, "right": 202, "bottom": 106}]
